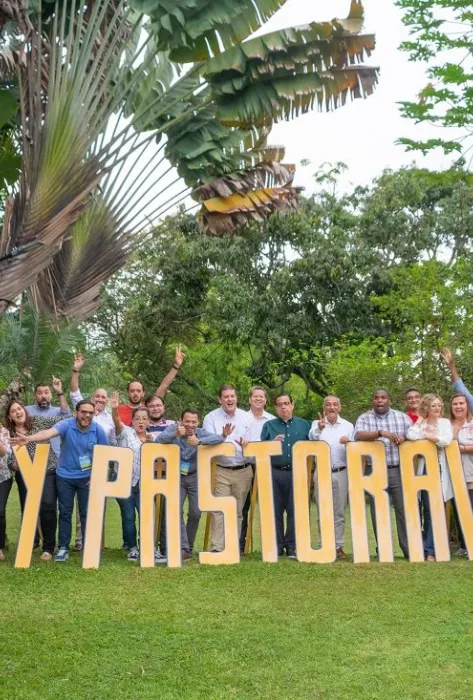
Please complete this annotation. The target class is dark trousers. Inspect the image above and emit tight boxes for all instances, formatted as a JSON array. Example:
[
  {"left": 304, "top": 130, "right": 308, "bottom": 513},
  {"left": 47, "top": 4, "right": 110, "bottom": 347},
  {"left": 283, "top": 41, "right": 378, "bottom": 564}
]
[
  {"left": 369, "top": 466, "right": 409, "bottom": 559},
  {"left": 453, "top": 492, "right": 473, "bottom": 549},
  {"left": 0, "top": 478, "right": 13, "bottom": 549},
  {"left": 15, "top": 471, "right": 40, "bottom": 547},
  {"left": 116, "top": 486, "right": 140, "bottom": 549},
  {"left": 56, "top": 475, "right": 89, "bottom": 550},
  {"left": 272, "top": 467, "right": 295, "bottom": 554},
  {"left": 40, "top": 473, "right": 57, "bottom": 554},
  {"left": 180, "top": 471, "right": 201, "bottom": 554},
  {"left": 239, "top": 467, "right": 255, "bottom": 553},
  {"left": 420, "top": 490, "right": 431, "bottom": 538}
]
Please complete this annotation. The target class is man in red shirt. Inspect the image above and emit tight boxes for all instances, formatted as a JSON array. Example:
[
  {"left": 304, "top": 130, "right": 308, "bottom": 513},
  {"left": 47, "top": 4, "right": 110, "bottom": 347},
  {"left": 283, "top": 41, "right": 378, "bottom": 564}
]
[
  {"left": 404, "top": 387, "right": 421, "bottom": 423},
  {"left": 118, "top": 346, "right": 185, "bottom": 426}
]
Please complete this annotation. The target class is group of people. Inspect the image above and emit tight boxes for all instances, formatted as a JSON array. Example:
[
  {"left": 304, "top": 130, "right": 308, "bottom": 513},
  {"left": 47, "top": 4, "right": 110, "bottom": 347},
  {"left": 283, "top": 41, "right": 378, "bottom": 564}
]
[{"left": 0, "top": 346, "right": 472, "bottom": 565}]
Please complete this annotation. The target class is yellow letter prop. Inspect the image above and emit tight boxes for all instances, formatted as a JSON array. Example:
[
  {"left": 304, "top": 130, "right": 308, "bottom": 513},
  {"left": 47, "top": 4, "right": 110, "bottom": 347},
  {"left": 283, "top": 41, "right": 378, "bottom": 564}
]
[
  {"left": 14, "top": 445, "right": 49, "bottom": 569},
  {"left": 446, "top": 441, "right": 473, "bottom": 559}
]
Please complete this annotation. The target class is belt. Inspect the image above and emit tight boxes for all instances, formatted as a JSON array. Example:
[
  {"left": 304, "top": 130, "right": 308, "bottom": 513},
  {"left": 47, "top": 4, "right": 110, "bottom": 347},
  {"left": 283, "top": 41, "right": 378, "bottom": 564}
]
[
  {"left": 332, "top": 467, "right": 346, "bottom": 473},
  {"left": 273, "top": 465, "right": 292, "bottom": 471},
  {"left": 388, "top": 464, "right": 400, "bottom": 470},
  {"left": 217, "top": 462, "right": 252, "bottom": 471}
]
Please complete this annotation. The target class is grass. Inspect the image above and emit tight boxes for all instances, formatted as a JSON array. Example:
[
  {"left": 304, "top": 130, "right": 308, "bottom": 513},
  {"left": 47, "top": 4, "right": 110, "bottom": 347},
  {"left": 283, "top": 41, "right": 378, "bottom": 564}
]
[{"left": 2, "top": 490, "right": 473, "bottom": 700}]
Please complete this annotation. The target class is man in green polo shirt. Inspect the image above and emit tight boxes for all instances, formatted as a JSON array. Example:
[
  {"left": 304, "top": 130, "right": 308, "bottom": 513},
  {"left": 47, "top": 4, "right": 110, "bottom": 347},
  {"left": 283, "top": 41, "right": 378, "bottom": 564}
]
[{"left": 261, "top": 394, "right": 310, "bottom": 558}]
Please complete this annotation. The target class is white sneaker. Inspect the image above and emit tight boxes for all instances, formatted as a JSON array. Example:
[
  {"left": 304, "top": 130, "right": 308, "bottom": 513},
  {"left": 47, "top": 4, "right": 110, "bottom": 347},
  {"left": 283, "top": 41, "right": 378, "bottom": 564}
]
[
  {"left": 127, "top": 547, "right": 139, "bottom": 561},
  {"left": 455, "top": 547, "right": 468, "bottom": 557},
  {"left": 54, "top": 548, "right": 69, "bottom": 562},
  {"left": 154, "top": 549, "right": 167, "bottom": 565}
]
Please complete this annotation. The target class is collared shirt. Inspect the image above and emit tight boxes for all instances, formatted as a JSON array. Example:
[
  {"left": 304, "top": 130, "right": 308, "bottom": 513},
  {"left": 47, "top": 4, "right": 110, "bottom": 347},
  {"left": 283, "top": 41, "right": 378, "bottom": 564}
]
[
  {"left": 26, "top": 403, "right": 70, "bottom": 456},
  {"left": 118, "top": 403, "right": 145, "bottom": 427},
  {"left": 260, "top": 416, "right": 310, "bottom": 468},
  {"left": 244, "top": 409, "right": 275, "bottom": 443},
  {"left": 202, "top": 407, "right": 251, "bottom": 467},
  {"left": 148, "top": 418, "right": 176, "bottom": 434},
  {"left": 453, "top": 378, "right": 473, "bottom": 414},
  {"left": 406, "top": 411, "right": 419, "bottom": 424},
  {"left": 55, "top": 417, "right": 108, "bottom": 479},
  {"left": 156, "top": 426, "right": 224, "bottom": 474},
  {"left": 116, "top": 426, "right": 143, "bottom": 486},
  {"left": 70, "top": 389, "right": 116, "bottom": 444},
  {"left": 309, "top": 416, "right": 355, "bottom": 468},
  {"left": 354, "top": 409, "right": 412, "bottom": 466}
]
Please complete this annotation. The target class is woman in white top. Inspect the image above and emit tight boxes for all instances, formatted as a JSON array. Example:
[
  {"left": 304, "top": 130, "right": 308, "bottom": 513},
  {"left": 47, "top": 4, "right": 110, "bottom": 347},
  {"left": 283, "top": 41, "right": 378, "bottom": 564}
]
[
  {"left": 450, "top": 393, "right": 473, "bottom": 556},
  {"left": 407, "top": 394, "right": 453, "bottom": 561}
]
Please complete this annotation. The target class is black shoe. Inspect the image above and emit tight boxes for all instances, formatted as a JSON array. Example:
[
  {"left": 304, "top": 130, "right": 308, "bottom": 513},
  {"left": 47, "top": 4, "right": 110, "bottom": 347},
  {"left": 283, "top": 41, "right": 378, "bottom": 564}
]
[{"left": 286, "top": 550, "right": 297, "bottom": 559}]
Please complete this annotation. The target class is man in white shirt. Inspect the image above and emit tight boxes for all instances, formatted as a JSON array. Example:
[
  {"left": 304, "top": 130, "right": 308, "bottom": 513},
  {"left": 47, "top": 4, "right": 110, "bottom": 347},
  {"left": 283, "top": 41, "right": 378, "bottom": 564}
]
[
  {"left": 240, "top": 386, "right": 274, "bottom": 553},
  {"left": 202, "top": 385, "right": 253, "bottom": 553},
  {"left": 70, "top": 355, "right": 115, "bottom": 442},
  {"left": 309, "top": 395, "right": 354, "bottom": 560}
]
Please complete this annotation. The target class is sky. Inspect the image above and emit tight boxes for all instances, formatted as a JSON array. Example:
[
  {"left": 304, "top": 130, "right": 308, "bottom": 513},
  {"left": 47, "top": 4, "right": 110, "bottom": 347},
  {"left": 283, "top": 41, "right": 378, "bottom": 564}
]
[{"left": 257, "top": 0, "right": 457, "bottom": 194}]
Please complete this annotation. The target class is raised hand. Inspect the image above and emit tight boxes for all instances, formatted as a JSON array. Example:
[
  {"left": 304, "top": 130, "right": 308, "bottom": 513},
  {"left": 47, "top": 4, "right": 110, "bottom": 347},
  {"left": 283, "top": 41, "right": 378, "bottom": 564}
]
[
  {"left": 440, "top": 347, "right": 453, "bottom": 366},
  {"left": 174, "top": 344, "right": 186, "bottom": 369},
  {"left": 317, "top": 412, "right": 326, "bottom": 430},
  {"left": 187, "top": 434, "right": 199, "bottom": 446},
  {"left": 52, "top": 376, "right": 63, "bottom": 394},
  {"left": 175, "top": 421, "right": 186, "bottom": 437},
  {"left": 73, "top": 354, "right": 85, "bottom": 372},
  {"left": 222, "top": 423, "right": 234, "bottom": 438},
  {"left": 110, "top": 392, "right": 120, "bottom": 410}
]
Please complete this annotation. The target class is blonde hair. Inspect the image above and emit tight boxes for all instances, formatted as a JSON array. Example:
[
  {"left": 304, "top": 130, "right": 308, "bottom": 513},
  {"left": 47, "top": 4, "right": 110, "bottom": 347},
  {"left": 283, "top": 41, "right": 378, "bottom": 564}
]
[{"left": 420, "top": 393, "right": 444, "bottom": 418}]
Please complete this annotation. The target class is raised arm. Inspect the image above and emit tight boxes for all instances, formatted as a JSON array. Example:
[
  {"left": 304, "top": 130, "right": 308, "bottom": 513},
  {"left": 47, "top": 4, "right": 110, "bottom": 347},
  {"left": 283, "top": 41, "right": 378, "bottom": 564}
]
[
  {"left": 155, "top": 345, "right": 186, "bottom": 398},
  {"left": 441, "top": 347, "right": 460, "bottom": 382},
  {"left": 70, "top": 354, "right": 85, "bottom": 394},
  {"left": 110, "top": 392, "right": 124, "bottom": 436},
  {"left": 52, "top": 376, "right": 69, "bottom": 414},
  {"left": 10, "top": 427, "right": 59, "bottom": 447}
]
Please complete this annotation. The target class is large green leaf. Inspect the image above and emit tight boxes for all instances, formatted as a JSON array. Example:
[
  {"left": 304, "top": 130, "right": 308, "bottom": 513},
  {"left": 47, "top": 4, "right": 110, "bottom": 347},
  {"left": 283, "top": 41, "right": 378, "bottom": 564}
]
[
  {"left": 129, "top": 0, "right": 288, "bottom": 62},
  {"left": 0, "top": 88, "right": 17, "bottom": 127}
]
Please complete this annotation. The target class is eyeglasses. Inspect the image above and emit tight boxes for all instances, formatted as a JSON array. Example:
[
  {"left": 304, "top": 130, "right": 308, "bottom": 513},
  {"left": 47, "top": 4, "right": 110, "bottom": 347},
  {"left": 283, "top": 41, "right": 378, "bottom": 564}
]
[{"left": 78, "top": 410, "right": 94, "bottom": 416}]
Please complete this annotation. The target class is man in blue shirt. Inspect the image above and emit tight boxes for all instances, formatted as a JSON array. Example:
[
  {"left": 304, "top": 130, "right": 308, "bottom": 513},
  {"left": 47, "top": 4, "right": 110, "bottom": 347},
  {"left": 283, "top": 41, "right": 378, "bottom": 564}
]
[
  {"left": 12, "top": 399, "right": 108, "bottom": 562},
  {"left": 261, "top": 394, "right": 310, "bottom": 558}
]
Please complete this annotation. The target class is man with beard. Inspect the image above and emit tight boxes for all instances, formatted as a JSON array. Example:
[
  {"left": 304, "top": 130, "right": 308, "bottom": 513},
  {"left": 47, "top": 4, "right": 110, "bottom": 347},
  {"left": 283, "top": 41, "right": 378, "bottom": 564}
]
[
  {"left": 26, "top": 380, "right": 70, "bottom": 456},
  {"left": 355, "top": 388, "right": 412, "bottom": 559},
  {"left": 203, "top": 385, "right": 253, "bottom": 553},
  {"left": 11, "top": 399, "right": 109, "bottom": 562},
  {"left": 309, "top": 395, "right": 354, "bottom": 560},
  {"left": 118, "top": 346, "right": 186, "bottom": 427},
  {"left": 145, "top": 396, "right": 176, "bottom": 434}
]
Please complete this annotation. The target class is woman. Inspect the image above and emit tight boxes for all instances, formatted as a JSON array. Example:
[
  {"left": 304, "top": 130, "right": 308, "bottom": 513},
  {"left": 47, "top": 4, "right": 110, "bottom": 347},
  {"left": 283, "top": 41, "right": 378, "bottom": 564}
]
[
  {"left": 407, "top": 394, "right": 453, "bottom": 562},
  {"left": 450, "top": 393, "right": 473, "bottom": 556},
  {"left": 5, "top": 399, "right": 67, "bottom": 561},
  {"left": 0, "top": 425, "right": 12, "bottom": 561}
]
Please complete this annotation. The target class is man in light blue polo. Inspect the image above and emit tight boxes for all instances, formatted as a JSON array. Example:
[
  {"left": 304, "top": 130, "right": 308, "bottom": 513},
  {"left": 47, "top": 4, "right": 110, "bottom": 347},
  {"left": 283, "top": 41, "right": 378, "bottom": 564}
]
[{"left": 12, "top": 399, "right": 109, "bottom": 562}]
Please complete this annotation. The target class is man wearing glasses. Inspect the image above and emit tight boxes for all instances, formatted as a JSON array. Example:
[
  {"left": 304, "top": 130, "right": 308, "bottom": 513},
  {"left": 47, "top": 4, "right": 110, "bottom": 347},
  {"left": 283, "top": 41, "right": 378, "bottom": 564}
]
[
  {"left": 11, "top": 399, "right": 109, "bottom": 562},
  {"left": 261, "top": 395, "right": 310, "bottom": 558}
]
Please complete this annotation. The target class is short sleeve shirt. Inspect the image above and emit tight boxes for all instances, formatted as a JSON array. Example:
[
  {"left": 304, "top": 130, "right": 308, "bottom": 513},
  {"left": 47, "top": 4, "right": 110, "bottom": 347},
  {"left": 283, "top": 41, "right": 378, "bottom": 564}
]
[{"left": 56, "top": 418, "right": 108, "bottom": 479}]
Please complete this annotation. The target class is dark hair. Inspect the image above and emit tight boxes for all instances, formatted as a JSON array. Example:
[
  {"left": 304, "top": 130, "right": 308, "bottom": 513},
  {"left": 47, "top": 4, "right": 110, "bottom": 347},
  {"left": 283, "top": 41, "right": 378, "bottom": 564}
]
[
  {"left": 449, "top": 393, "right": 473, "bottom": 422},
  {"left": 132, "top": 406, "right": 149, "bottom": 419},
  {"left": 127, "top": 379, "right": 144, "bottom": 392},
  {"left": 145, "top": 394, "right": 164, "bottom": 407},
  {"left": 5, "top": 399, "right": 34, "bottom": 435},
  {"left": 75, "top": 399, "right": 95, "bottom": 412},
  {"left": 275, "top": 393, "right": 293, "bottom": 405},
  {"left": 219, "top": 384, "right": 236, "bottom": 397},
  {"left": 404, "top": 387, "right": 420, "bottom": 397},
  {"left": 372, "top": 388, "right": 390, "bottom": 399},
  {"left": 181, "top": 407, "right": 199, "bottom": 420},
  {"left": 34, "top": 383, "right": 50, "bottom": 392}
]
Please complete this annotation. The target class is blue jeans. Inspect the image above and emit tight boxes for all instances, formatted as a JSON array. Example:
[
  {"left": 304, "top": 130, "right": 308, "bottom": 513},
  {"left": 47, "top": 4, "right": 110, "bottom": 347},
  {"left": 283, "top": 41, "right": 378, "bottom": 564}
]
[
  {"left": 116, "top": 485, "right": 140, "bottom": 548},
  {"left": 56, "top": 475, "right": 90, "bottom": 550}
]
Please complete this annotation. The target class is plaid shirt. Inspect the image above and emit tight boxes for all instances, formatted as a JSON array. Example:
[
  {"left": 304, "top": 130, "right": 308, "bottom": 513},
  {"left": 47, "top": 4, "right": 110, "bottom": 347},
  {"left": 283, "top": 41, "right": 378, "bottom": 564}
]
[
  {"left": 354, "top": 409, "right": 412, "bottom": 466},
  {"left": 116, "top": 426, "right": 142, "bottom": 486}
]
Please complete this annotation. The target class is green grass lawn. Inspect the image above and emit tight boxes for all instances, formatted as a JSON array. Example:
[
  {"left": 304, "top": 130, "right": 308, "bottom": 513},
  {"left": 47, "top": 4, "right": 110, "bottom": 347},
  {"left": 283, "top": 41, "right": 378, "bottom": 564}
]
[{"left": 2, "top": 490, "right": 473, "bottom": 700}]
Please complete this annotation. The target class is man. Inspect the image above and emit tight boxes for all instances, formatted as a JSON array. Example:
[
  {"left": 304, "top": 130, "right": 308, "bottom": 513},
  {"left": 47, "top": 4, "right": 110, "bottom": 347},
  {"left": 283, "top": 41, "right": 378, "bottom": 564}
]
[
  {"left": 404, "top": 387, "right": 421, "bottom": 424},
  {"left": 202, "top": 385, "right": 253, "bottom": 553},
  {"left": 157, "top": 408, "right": 224, "bottom": 559},
  {"left": 261, "top": 394, "right": 310, "bottom": 558},
  {"left": 145, "top": 395, "right": 176, "bottom": 434},
  {"left": 441, "top": 347, "right": 473, "bottom": 412},
  {"left": 26, "top": 379, "right": 70, "bottom": 456},
  {"left": 354, "top": 388, "right": 412, "bottom": 559},
  {"left": 240, "top": 386, "right": 274, "bottom": 554},
  {"left": 309, "top": 395, "right": 354, "bottom": 560},
  {"left": 70, "top": 355, "right": 115, "bottom": 442},
  {"left": 118, "top": 346, "right": 186, "bottom": 426},
  {"left": 11, "top": 399, "right": 109, "bottom": 562}
]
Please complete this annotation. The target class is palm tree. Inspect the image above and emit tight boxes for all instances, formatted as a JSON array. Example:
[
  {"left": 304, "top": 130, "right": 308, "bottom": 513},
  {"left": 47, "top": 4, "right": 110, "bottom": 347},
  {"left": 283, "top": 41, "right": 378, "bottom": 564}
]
[{"left": 0, "top": 0, "right": 378, "bottom": 321}]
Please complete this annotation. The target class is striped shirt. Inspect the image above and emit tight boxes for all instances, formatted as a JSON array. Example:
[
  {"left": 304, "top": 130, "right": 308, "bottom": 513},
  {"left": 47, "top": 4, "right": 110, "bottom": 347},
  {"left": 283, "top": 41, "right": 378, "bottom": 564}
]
[{"left": 354, "top": 409, "right": 412, "bottom": 466}]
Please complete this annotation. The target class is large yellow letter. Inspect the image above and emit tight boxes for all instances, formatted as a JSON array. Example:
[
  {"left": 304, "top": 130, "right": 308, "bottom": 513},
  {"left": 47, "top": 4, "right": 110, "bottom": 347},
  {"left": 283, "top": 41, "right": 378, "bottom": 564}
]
[
  {"left": 399, "top": 440, "right": 449, "bottom": 562},
  {"left": 347, "top": 442, "right": 394, "bottom": 563},
  {"left": 446, "top": 441, "right": 473, "bottom": 558},
  {"left": 293, "top": 441, "right": 335, "bottom": 564},
  {"left": 140, "top": 443, "right": 181, "bottom": 568},
  {"left": 198, "top": 443, "right": 239, "bottom": 565},
  {"left": 83, "top": 446, "right": 133, "bottom": 569},
  {"left": 243, "top": 441, "right": 281, "bottom": 563},
  {"left": 14, "top": 444, "right": 49, "bottom": 569}
]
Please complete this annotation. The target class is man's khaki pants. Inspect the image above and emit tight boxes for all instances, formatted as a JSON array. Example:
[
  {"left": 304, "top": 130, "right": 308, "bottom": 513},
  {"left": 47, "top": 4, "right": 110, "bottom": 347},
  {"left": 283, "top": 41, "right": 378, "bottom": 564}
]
[
  {"left": 314, "top": 468, "right": 348, "bottom": 550},
  {"left": 211, "top": 465, "right": 253, "bottom": 552}
]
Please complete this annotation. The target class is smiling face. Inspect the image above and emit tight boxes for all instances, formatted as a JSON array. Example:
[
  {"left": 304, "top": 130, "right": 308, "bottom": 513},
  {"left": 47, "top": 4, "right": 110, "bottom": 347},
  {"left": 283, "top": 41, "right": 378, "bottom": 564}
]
[
  {"left": 132, "top": 409, "right": 150, "bottom": 436},
  {"left": 182, "top": 412, "right": 199, "bottom": 435},
  {"left": 76, "top": 403, "right": 95, "bottom": 430},
  {"left": 451, "top": 395, "right": 468, "bottom": 421},
  {"left": 423, "top": 397, "right": 443, "bottom": 420},
  {"left": 146, "top": 397, "right": 165, "bottom": 422},
  {"left": 249, "top": 389, "right": 267, "bottom": 414},
  {"left": 35, "top": 385, "right": 52, "bottom": 409},
  {"left": 405, "top": 390, "right": 421, "bottom": 414},
  {"left": 127, "top": 382, "right": 144, "bottom": 406},
  {"left": 8, "top": 402, "right": 27, "bottom": 426},
  {"left": 92, "top": 388, "right": 108, "bottom": 414},
  {"left": 219, "top": 389, "right": 237, "bottom": 415},
  {"left": 324, "top": 396, "right": 341, "bottom": 423}
]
